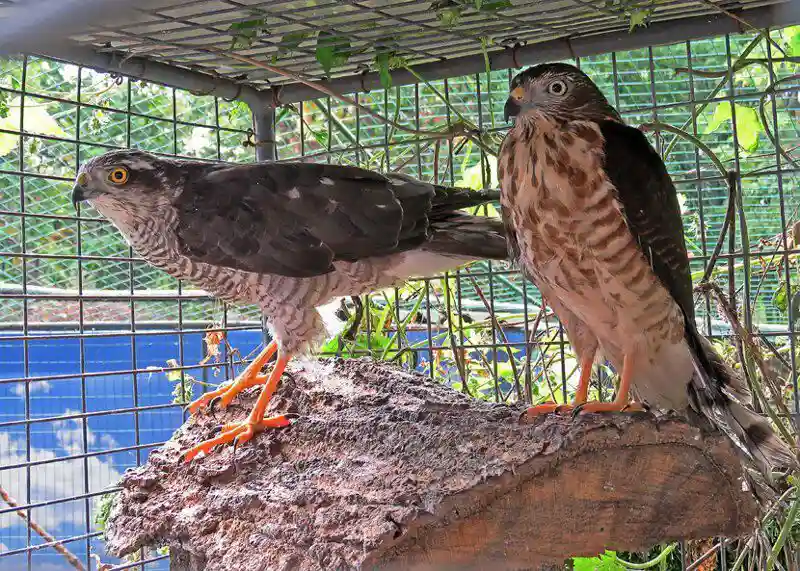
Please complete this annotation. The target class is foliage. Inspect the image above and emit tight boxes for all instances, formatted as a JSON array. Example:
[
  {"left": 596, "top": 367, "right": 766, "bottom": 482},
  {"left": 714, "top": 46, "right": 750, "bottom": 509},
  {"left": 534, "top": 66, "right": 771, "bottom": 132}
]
[
  {"left": 93, "top": 492, "right": 116, "bottom": 531},
  {"left": 228, "top": 18, "right": 269, "bottom": 50},
  {"left": 273, "top": 31, "right": 314, "bottom": 62},
  {"left": 704, "top": 101, "right": 763, "bottom": 152},
  {"left": 573, "top": 552, "right": 625, "bottom": 570},
  {"left": 315, "top": 32, "right": 354, "bottom": 74}
]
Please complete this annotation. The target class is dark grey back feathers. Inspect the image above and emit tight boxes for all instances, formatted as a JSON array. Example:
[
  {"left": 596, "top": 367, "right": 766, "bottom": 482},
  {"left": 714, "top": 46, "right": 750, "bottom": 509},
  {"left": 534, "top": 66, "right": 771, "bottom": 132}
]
[{"left": 173, "top": 162, "right": 506, "bottom": 278}]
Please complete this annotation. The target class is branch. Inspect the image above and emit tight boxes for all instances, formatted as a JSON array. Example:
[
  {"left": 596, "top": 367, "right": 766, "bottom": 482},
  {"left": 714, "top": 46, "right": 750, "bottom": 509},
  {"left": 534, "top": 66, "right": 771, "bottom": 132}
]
[
  {"left": 0, "top": 484, "right": 85, "bottom": 571},
  {"left": 105, "top": 359, "right": 761, "bottom": 571}
]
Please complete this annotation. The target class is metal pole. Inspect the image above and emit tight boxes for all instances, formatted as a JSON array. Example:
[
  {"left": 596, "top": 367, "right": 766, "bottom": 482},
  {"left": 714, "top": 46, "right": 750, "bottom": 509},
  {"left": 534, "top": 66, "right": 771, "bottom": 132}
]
[
  {"left": 252, "top": 104, "right": 277, "bottom": 163},
  {"left": 249, "top": 100, "right": 276, "bottom": 346}
]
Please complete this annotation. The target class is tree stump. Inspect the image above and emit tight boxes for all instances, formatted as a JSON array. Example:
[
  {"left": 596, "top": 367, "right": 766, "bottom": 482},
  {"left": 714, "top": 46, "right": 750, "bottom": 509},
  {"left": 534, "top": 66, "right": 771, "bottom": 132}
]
[{"left": 105, "top": 358, "right": 759, "bottom": 571}]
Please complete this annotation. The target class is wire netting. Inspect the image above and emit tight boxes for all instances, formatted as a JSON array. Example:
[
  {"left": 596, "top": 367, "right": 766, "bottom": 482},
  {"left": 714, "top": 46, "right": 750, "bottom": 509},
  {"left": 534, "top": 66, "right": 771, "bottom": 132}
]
[{"left": 0, "top": 23, "right": 799, "bottom": 571}]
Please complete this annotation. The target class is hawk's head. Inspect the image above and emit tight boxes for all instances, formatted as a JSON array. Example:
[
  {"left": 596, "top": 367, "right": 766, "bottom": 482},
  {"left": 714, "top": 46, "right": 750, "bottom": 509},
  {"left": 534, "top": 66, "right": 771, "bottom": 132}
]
[
  {"left": 504, "top": 62, "right": 621, "bottom": 124},
  {"left": 71, "top": 149, "right": 204, "bottom": 214}
]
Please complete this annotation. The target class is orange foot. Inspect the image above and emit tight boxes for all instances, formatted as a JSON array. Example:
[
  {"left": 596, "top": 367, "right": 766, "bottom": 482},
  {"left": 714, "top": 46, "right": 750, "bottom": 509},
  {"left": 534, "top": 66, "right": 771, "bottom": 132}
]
[
  {"left": 184, "top": 348, "right": 293, "bottom": 462},
  {"left": 573, "top": 400, "right": 647, "bottom": 414},
  {"left": 522, "top": 354, "right": 593, "bottom": 421},
  {"left": 184, "top": 415, "right": 291, "bottom": 462},
  {"left": 523, "top": 353, "right": 648, "bottom": 420},
  {"left": 187, "top": 341, "right": 278, "bottom": 414}
]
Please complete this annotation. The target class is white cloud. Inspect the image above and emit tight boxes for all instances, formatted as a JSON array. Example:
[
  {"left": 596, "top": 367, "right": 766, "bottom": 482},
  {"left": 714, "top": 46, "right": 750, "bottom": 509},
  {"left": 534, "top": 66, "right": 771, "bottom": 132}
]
[
  {"left": 0, "top": 418, "right": 122, "bottom": 532},
  {"left": 10, "top": 381, "right": 52, "bottom": 397}
]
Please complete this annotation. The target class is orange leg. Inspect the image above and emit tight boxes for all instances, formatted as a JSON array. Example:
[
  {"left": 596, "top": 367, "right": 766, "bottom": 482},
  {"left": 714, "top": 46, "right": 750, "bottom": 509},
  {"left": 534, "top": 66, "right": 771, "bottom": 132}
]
[
  {"left": 184, "top": 351, "right": 292, "bottom": 462},
  {"left": 524, "top": 354, "right": 594, "bottom": 419},
  {"left": 573, "top": 353, "right": 645, "bottom": 414},
  {"left": 187, "top": 341, "right": 277, "bottom": 414}
]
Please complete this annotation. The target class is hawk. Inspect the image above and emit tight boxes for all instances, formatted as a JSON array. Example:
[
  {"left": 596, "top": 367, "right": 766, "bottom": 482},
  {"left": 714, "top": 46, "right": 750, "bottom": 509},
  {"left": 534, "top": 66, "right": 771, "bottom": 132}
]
[
  {"left": 72, "top": 150, "right": 507, "bottom": 460},
  {"left": 499, "top": 63, "right": 795, "bottom": 482}
]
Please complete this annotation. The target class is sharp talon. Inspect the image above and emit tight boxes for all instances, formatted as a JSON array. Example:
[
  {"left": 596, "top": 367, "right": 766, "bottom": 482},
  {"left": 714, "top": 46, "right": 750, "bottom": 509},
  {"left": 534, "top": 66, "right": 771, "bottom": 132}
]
[
  {"left": 208, "top": 395, "right": 223, "bottom": 414},
  {"left": 571, "top": 404, "right": 585, "bottom": 419},
  {"left": 210, "top": 424, "right": 224, "bottom": 436}
]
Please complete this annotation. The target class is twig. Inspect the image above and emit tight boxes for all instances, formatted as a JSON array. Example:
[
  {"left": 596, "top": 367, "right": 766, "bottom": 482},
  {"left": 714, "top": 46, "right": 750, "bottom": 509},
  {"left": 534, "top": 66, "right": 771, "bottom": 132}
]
[
  {"left": 663, "top": 34, "right": 765, "bottom": 160},
  {"left": 687, "top": 541, "right": 728, "bottom": 571},
  {"left": 759, "top": 76, "right": 800, "bottom": 170},
  {"left": 223, "top": 53, "right": 486, "bottom": 149},
  {"left": 463, "top": 269, "right": 522, "bottom": 402},
  {"left": 702, "top": 171, "right": 739, "bottom": 284},
  {"left": 0, "top": 484, "right": 85, "bottom": 571},
  {"left": 674, "top": 58, "right": 800, "bottom": 78},
  {"left": 342, "top": 296, "right": 364, "bottom": 342},
  {"left": 697, "top": 0, "right": 787, "bottom": 57}
]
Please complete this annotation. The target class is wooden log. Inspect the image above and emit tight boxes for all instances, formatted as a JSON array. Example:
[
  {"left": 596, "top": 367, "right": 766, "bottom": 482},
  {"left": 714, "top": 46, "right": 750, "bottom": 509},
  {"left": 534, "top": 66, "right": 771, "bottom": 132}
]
[{"left": 105, "top": 358, "right": 759, "bottom": 571}]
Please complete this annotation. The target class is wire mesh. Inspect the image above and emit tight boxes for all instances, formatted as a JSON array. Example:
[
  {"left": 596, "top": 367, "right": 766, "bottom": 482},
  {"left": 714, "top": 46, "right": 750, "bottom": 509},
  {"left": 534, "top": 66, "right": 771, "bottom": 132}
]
[
  {"left": 0, "top": 23, "right": 799, "bottom": 571},
  {"left": 0, "top": 0, "right": 795, "bottom": 91}
]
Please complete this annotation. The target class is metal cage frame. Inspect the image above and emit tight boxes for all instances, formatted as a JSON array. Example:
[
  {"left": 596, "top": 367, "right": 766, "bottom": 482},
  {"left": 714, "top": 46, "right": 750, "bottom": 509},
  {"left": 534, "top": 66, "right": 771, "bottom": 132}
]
[{"left": 1, "top": 1, "right": 800, "bottom": 570}]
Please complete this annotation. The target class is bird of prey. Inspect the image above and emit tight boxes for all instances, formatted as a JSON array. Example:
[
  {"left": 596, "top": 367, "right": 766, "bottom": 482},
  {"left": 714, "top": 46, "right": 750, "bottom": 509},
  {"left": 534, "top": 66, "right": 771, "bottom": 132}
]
[
  {"left": 72, "top": 150, "right": 507, "bottom": 460},
  {"left": 499, "top": 62, "right": 795, "bottom": 481}
]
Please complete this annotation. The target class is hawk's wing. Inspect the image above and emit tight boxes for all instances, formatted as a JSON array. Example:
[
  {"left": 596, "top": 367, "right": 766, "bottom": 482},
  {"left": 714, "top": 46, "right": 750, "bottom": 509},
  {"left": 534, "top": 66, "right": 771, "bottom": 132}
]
[
  {"left": 600, "top": 120, "right": 694, "bottom": 320},
  {"left": 173, "top": 163, "right": 490, "bottom": 278}
]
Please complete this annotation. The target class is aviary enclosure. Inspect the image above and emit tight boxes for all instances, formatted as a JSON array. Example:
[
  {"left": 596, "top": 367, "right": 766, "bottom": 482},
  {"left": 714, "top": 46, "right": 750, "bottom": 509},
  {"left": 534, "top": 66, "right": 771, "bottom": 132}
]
[{"left": 0, "top": 0, "right": 798, "bottom": 569}]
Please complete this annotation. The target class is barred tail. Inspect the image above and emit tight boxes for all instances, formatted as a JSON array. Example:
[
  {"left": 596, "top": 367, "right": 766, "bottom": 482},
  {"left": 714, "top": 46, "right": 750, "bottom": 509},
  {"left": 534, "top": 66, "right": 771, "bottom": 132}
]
[
  {"left": 685, "top": 328, "right": 798, "bottom": 498},
  {"left": 425, "top": 213, "right": 508, "bottom": 261}
]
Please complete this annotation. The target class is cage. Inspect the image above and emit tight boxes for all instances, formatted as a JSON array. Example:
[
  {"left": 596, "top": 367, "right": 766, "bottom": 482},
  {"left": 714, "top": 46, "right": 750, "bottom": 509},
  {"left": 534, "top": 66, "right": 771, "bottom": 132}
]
[{"left": 0, "top": 0, "right": 799, "bottom": 569}]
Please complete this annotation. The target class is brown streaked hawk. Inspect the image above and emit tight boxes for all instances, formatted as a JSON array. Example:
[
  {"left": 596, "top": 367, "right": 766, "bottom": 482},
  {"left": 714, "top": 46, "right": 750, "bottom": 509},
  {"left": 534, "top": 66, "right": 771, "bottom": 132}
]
[
  {"left": 499, "top": 62, "right": 795, "bottom": 483},
  {"left": 72, "top": 150, "right": 507, "bottom": 460}
]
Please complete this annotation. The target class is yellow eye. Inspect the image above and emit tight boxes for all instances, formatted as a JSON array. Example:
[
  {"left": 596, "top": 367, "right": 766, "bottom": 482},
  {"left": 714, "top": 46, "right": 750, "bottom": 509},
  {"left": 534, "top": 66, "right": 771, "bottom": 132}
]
[{"left": 108, "top": 167, "right": 129, "bottom": 185}]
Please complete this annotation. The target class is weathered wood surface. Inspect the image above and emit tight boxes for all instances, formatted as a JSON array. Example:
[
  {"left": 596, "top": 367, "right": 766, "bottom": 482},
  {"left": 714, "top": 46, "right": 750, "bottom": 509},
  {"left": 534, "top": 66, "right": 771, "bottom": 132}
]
[{"left": 105, "top": 358, "right": 759, "bottom": 571}]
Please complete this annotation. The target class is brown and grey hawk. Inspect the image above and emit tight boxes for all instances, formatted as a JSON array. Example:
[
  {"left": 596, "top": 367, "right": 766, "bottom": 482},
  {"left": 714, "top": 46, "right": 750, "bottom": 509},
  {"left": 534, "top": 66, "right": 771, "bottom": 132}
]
[
  {"left": 499, "top": 62, "right": 795, "bottom": 481},
  {"left": 72, "top": 150, "right": 507, "bottom": 460}
]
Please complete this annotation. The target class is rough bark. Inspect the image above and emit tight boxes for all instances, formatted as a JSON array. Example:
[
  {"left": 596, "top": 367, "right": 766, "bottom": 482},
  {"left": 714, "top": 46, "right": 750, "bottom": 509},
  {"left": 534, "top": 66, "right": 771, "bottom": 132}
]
[{"left": 105, "top": 358, "right": 759, "bottom": 571}]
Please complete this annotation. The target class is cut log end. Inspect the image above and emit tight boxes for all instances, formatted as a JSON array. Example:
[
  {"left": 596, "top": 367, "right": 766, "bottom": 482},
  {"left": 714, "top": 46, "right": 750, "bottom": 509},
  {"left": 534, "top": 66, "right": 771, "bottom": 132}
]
[{"left": 105, "top": 358, "right": 759, "bottom": 571}]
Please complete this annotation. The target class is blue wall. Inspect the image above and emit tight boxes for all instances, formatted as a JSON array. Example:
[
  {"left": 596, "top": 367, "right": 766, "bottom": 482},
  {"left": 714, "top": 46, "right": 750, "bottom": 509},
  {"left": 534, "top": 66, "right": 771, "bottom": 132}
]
[{"left": 0, "top": 326, "right": 534, "bottom": 570}]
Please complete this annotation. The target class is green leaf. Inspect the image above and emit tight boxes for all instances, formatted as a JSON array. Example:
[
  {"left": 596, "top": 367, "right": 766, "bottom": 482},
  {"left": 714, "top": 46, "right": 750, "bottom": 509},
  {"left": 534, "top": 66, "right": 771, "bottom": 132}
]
[
  {"left": 773, "top": 283, "right": 787, "bottom": 314},
  {"left": 474, "top": 0, "right": 482, "bottom": 9},
  {"left": 375, "top": 49, "right": 392, "bottom": 89},
  {"left": 706, "top": 101, "right": 732, "bottom": 133},
  {"left": 479, "top": 0, "right": 512, "bottom": 10},
  {"left": 734, "top": 104, "right": 761, "bottom": 152},
  {"left": 785, "top": 25, "right": 800, "bottom": 56},
  {"left": 0, "top": 96, "right": 65, "bottom": 157},
  {"left": 456, "top": 155, "right": 498, "bottom": 190},
  {"left": 628, "top": 8, "right": 651, "bottom": 31},
  {"left": 573, "top": 551, "right": 625, "bottom": 571},
  {"left": 0, "top": 91, "right": 8, "bottom": 120},
  {"left": 315, "top": 32, "right": 352, "bottom": 74},
  {"left": 228, "top": 18, "right": 268, "bottom": 50},
  {"left": 433, "top": 0, "right": 462, "bottom": 27},
  {"left": 276, "top": 30, "right": 313, "bottom": 57},
  {"left": 704, "top": 102, "right": 762, "bottom": 152}
]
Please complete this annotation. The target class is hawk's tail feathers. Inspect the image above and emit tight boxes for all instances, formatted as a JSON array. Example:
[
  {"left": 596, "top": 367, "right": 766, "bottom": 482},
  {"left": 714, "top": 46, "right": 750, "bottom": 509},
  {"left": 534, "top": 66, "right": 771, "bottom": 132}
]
[
  {"left": 686, "top": 329, "right": 798, "bottom": 499},
  {"left": 424, "top": 213, "right": 508, "bottom": 262},
  {"left": 431, "top": 184, "right": 501, "bottom": 211}
]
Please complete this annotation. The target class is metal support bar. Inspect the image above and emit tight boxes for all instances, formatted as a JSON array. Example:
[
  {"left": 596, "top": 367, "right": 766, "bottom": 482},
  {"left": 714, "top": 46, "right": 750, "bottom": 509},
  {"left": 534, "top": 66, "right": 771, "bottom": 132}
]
[
  {"left": 275, "top": 2, "right": 800, "bottom": 103},
  {"left": 252, "top": 104, "right": 277, "bottom": 162},
  {"left": 29, "top": 41, "right": 273, "bottom": 113},
  {"left": 249, "top": 101, "right": 276, "bottom": 346}
]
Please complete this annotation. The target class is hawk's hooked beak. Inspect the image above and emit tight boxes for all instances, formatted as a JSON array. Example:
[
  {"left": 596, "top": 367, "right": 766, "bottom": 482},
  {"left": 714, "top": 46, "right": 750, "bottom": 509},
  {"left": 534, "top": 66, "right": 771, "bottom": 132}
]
[
  {"left": 503, "top": 86, "right": 525, "bottom": 123},
  {"left": 71, "top": 172, "right": 90, "bottom": 209}
]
